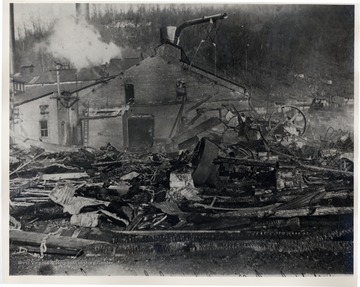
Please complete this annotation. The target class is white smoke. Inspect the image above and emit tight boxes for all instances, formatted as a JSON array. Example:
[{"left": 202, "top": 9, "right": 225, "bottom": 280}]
[{"left": 41, "top": 16, "right": 122, "bottom": 70}]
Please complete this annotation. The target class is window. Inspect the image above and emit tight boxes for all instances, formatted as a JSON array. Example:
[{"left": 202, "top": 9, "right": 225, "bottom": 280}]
[
  {"left": 176, "top": 79, "right": 187, "bottom": 101},
  {"left": 13, "top": 80, "right": 25, "bottom": 93},
  {"left": 40, "top": 120, "right": 48, "bottom": 137},
  {"left": 125, "top": 84, "right": 134, "bottom": 104},
  {"left": 39, "top": 105, "right": 49, "bottom": 115}
]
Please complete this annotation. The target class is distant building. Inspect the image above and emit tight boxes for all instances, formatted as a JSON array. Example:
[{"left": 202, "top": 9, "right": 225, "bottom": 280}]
[
  {"left": 11, "top": 43, "right": 249, "bottom": 152},
  {"left": 10, "top": 56, "right": 139, "bottom": 149}
]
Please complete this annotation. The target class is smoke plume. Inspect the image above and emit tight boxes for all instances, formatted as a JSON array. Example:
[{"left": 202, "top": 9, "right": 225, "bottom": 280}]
[{"left": 41, "top": 16, "right": 122, "bottom": 70}]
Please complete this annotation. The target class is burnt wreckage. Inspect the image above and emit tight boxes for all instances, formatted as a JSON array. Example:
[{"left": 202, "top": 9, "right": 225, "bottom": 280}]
[{"left": 9, "top": 13, "right": 354, "bottom": 275}]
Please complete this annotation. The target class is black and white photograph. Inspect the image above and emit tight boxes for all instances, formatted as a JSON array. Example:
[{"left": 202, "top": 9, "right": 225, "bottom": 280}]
[{"left": 4, "top": 0, "right": 356, "bottom": 283}]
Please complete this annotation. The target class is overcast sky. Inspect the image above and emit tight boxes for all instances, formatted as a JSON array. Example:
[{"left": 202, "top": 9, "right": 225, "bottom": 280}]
[
  {"left": 12, "top": 1, "right": 353, "bottom": 39},
  {"left": 13, "top": 3, "right": 139, "bottom": 38},
  {"left": 14, "top": 3, "right": 75, "bottom": 38}
]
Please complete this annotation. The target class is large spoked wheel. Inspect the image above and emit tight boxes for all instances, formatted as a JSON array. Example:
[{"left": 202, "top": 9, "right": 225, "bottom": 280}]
[{"left": 268, "top": 106, "right": 307, "bottom": 140}]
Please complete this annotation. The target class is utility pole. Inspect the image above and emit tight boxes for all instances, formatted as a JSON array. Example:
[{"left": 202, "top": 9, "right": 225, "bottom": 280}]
[
  {"left": 10, "top": 3, "right": 16, "bottom": 145},
  {"left": 213, "top": 42, "right": 217, "bottom": 77},
  {"left": 245, "top": 43, "right": 250, "bottom": 73},
  {"left": 55, "top": 63, "right": 62, "bottom": 96},
  {"left": 10, "top": 3, "right": 16, "bottom": 75}
]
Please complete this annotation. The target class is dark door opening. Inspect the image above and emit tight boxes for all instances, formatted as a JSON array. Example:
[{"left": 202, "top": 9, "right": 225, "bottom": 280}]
[
  {"left": 125, "top": 84, "right": 135, "bottom": 104},
  {"left": 128, "top": 115, "right": 154, "bottom": 148}
]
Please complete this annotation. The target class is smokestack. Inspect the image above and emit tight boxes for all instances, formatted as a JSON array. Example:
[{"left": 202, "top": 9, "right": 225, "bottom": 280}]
[
  {"left": 10, "top": 3, "right": 16, "bottom": 74},
  {"left": 76, "top": 3, "right": 90, "bottom": 21}
]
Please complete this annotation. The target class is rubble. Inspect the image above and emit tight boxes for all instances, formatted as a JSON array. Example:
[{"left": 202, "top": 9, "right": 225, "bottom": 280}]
[{"left": 9, "top": 108, "right": 354, "bottom": 263}]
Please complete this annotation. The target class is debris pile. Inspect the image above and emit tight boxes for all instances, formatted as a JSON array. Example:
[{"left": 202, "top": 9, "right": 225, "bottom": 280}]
[{"left": 9, "top": 108, "right": 354, "bottom": 260}]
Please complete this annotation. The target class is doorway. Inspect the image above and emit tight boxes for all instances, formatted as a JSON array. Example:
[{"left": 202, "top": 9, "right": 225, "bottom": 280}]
[{"left": 128, "top": 115, "right": 154, "bottom": 148}]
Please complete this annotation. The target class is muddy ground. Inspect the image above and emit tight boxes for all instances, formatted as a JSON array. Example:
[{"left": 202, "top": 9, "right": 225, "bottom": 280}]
[{"left": 10, "top": 247, "right": 353, "bottom": 277}]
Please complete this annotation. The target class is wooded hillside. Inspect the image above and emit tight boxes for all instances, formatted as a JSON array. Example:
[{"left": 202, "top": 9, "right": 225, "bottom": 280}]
[{"left": 13, "top": 4, "right": 354, "bottom": 101}]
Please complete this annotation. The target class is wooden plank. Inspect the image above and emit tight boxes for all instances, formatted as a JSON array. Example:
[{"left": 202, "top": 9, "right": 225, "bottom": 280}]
[
  {"left": 272, "top": 206, "right": 353, "bottom": 218},
  {"left": 194, "top": 202, "right": 280, "bottom": 213},
  {"left": 277, "top": 191, "right": 353, "bottom": 202},
  {"left": 12, "top": 197, "right": 49, "bottom": 201},
  {"left": 18, "top": 192, "right": 49, "bottom": 197},
  {"left": 10, "top": 179, "right": 39, "bottom": 197},
  {"left": 10, "top": 152, "right": 46, "bottom": 176},
  {"left": 214, "top": 156, "right": 277, "bottom": 168},
  {"left": 299, "top": 163, "right": 353, "bottom": 177},
  {"left": 171, "top": 117, "right": 222, "bottom": 144},
  {"left": 10, "top": 230, "right": 109, "bottom": 250},
  {"left": 41, "top": 172, "right": 89, "bottom": 181},
  {"left": 10, "top": 202, "right": 34, "bottom": 207},
  {"left": 211, "top": 206, "right": 353, "bottom": 219},
  {"left": 10, "top": 244, "right": 83, "bottom": 257}
]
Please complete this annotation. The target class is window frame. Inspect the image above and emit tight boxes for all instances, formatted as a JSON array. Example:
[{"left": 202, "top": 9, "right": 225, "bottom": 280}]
[{"left": 40, "top": 119, "right": 48, "bottom": 137}]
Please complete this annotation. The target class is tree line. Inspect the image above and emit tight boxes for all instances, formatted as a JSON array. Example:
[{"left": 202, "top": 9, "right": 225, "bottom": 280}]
[{"left": 13, "top": 4, "right": 354, "bottom": 99}]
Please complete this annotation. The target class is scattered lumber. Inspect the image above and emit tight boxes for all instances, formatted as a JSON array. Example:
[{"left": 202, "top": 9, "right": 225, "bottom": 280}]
[
  {"left": 41, "top": 172, "right": 89, "bottom": 181},
  {"left": 10, "top": 230, "right": 110, "bottom": 256}
]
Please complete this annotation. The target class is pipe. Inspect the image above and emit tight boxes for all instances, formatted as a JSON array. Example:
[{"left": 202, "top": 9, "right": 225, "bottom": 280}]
[{"left": 173, "top": 13, "right": 228, "bottom": 45}]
